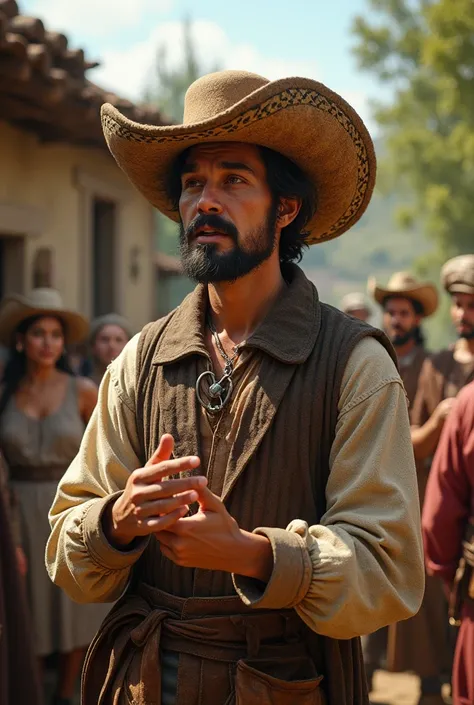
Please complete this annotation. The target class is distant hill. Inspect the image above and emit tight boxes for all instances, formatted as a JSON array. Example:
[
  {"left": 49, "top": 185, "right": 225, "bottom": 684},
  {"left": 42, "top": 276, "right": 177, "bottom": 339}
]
[
  {"left": 301, "top": 185, "right": 432, "bottom": 307},
  {"left": 300, "top": 174, "right": 455, "bottom": 350}
]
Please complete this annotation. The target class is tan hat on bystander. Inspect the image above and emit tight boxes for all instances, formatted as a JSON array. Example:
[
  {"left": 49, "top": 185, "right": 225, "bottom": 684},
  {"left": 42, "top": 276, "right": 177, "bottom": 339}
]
[
  {"left": 0, "top": 288, "right": 89, "bottom": 346},
  {"left": 441, "top": 255, "right": 474, "bottom": 296},
  {"left": 368, "top": 272, "right": 438, "bottom": 317}
]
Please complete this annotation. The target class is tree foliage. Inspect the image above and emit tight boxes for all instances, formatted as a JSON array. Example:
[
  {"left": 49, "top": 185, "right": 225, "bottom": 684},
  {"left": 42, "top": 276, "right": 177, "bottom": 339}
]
[{"left": 352, "top": 0, "right": 474, "bottom": 259}]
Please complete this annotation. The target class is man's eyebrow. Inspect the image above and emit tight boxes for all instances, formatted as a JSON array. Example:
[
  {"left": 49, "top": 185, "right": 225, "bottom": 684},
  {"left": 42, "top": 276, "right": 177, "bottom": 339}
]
[
  {"left": 180, "top": 161, "right": 256, "bottom": 176},
  {"left": 220, "top": 161, "right": 255, "bottom": 174},
  {"left": 181, "top": 162, "right": 198, "bottom": 175}
]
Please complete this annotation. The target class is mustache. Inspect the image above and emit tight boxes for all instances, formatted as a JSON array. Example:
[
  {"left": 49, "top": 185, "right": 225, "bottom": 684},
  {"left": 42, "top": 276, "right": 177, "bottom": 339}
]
[{"left": 184, "top": 214, "right": 239, "bottom": 242}]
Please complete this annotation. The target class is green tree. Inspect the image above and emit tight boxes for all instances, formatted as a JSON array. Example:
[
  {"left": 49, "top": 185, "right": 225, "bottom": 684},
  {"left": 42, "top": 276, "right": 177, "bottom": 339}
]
[{"left": 352, "top": 0, "right": 474, "bottom": 260}]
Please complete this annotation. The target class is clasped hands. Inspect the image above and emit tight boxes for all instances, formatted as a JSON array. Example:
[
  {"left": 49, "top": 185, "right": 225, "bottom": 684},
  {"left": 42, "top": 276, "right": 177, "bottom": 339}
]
[{"left": 104, "top": 434, "right": 273, "bottom": 582}]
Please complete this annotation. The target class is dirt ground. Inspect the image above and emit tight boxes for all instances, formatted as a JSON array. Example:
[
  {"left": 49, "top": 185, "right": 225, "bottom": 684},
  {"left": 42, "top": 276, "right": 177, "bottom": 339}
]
[
  {"left": 371, "top": 671, "right": 452, "bottom": 705},
  {"left": 371, "top": 671, "right": 421, "bottom": 705}
]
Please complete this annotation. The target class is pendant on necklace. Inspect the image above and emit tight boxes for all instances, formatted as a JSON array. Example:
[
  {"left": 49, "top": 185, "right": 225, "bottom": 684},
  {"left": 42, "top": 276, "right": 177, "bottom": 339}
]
[{"left": 196, "top": 370, "right": 233, "bottom": 413}]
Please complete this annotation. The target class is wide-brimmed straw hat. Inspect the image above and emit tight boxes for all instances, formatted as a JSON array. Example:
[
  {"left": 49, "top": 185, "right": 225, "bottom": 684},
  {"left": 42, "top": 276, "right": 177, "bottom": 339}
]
[
  {"left": 441, "top": 255, "right": 474, "bottom": 296},
  {"left": 101, "top": 70, "right": 376, "bottom": 245},
  {"left": 368, "top": 272, "right": 438, "bottom": 317},
  {"left": 0, "top": 288, "right": 89, "bottom": 346}
]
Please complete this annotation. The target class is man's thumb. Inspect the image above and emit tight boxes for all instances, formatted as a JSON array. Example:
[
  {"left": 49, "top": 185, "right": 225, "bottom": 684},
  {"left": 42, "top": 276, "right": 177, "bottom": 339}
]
[{"left": 197, "top": 486, "right": 223, "bottom": 512}]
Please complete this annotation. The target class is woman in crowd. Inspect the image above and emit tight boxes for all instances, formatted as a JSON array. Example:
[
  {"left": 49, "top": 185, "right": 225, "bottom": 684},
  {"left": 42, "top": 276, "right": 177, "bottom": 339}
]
[
  {"left": 0, "top": 449, "right": 42, "bottom": 705},
  {"left": 0, "top": 288, "right": 110, "bottom": 705},
  {"left": 82, "top": 313, "right": 132, "bottom": 386}
]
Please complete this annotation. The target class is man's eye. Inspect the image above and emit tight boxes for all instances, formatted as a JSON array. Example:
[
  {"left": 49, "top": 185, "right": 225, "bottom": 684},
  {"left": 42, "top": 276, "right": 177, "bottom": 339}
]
[
  {"left": 227, "top": 175, "right": 244, "bottom": 184},
  {"left": 183, "top": 179, "right": 201, "bottom": 189}
]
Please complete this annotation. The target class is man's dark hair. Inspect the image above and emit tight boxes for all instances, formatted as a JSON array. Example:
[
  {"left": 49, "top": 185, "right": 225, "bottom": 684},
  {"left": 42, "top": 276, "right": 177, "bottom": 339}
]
[
  {"left": 165, "top": 145, "right": 317, "bottom": 264},
  {"left": 383, "top": 295, "right": 425, "bottom": 317}
]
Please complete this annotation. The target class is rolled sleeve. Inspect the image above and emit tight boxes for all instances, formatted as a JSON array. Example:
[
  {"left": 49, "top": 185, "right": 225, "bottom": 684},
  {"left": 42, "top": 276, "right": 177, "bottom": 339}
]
[
  {"left": 233, "top": 525, "right": 312, "bottom": 609},
  {"left": 82, "top": 492, "right": 149, "bottom": 571}
]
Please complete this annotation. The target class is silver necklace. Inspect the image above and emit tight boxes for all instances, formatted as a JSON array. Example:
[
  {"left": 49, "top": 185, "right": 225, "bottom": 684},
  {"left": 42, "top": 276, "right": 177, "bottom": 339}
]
[{"left": 196, "top": 316, "right": 241, "bottom": 414}]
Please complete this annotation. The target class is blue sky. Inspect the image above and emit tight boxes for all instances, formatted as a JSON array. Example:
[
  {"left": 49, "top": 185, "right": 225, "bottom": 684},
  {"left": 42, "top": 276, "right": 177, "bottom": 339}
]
[{"left": 21, "top": 0, "right": 385, "bottom": 130}]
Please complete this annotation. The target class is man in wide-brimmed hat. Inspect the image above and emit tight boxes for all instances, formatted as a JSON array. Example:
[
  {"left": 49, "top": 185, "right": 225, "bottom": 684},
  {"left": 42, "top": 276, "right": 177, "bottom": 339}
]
[
  {"left": 388, "top": 255, "right": 474, "bottom": 702},
  {"left": 369, "top": 271, "right": 438, "bottom": 413},
  {"left": 369, "top": 272, "right": 454, "bottom": 704},
  {"left": 46, "top": 70, "right": 424, "bottom": 705},
  {"left": 339, "top": 292, "right": 372, "bottom": 322}
]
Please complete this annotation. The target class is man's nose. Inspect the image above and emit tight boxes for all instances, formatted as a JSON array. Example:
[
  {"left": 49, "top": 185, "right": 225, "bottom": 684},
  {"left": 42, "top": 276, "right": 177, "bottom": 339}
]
[{"left": 197, "top": 184, "right": 223, "bottom": 215}]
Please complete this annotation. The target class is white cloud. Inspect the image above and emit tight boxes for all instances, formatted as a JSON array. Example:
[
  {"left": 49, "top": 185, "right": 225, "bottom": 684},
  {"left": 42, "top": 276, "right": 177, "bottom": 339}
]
[
  {"left": 89, "top": 19, "right": 374, "bottom": 131},
  {"left": 24, "top": 0, "right": 172, "bottom": 38}
]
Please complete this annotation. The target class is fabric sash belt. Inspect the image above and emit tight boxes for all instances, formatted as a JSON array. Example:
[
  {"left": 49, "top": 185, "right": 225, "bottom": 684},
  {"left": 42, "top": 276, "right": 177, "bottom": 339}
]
[{"left": 81, "top": 582, "right": 309, "bottom": 705}]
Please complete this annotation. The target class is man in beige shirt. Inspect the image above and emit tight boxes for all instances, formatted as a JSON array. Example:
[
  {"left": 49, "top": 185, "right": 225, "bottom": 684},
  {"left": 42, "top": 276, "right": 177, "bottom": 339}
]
[{"left": 46, "top": 70, "right": 424, "bottom": 705}]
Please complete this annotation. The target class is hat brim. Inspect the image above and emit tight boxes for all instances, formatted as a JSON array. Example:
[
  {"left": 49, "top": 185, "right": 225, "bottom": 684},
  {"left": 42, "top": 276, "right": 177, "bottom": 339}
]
[
  {"left": 0, "top": 299, "right": 89, "bottom": 347},
  {"left": 446, "top": 283, "right": 474, "bottom": 296},
  {"left": 101, "top": 77, "right": 376, "bottom": 245},
  {"left": 369, "top": 281, "right": 439, "bottom": 318}
]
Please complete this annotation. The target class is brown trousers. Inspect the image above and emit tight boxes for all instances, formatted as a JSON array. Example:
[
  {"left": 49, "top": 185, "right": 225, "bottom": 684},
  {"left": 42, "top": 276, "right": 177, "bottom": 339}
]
[{"left": 82, "top": 583, "right": 326, "bottom": 705}]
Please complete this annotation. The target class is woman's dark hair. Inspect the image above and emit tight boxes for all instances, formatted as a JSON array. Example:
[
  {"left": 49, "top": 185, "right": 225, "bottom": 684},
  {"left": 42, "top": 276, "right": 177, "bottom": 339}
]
[
  {"left": 0, "top": 315, "right": 74, "bottom": 417},
  {"left": 165, "top": 145, "right": 318, "bottom": 264}
]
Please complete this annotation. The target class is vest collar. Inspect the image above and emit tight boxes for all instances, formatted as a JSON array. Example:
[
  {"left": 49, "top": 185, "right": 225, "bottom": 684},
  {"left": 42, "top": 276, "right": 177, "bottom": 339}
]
[{"left": 152, "top": 264, "right": 321, "bottom": 366}]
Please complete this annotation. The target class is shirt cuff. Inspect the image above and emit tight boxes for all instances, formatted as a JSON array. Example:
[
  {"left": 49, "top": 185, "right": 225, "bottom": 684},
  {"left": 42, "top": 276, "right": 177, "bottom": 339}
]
[
  {"left": 82, "top": 492, "right": 149, "bottom": 570},
  {"left": 232, "top": 526, "right": 312, "bottom": 609}
]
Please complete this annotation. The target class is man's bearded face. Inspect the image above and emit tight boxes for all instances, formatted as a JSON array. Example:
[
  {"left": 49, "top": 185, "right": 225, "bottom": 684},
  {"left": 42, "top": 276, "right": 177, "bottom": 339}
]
[
  {"left": 179, "top": 210, "right": 277, "bottom": 284},
  {"left": 177, "top": 142, "right": 279, "bottom": 284},
  {"left": 450, "top": 292, "right": 474, "bottom": 340},
  {"left": 383, "top": 297, "right": 422, "bottom": 348}
]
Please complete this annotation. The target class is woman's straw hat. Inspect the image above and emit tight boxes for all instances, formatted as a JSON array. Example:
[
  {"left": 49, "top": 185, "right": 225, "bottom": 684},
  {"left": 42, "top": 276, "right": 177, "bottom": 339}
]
[{"left": 0, "top": 288, "right": 89, "bottom": 346}]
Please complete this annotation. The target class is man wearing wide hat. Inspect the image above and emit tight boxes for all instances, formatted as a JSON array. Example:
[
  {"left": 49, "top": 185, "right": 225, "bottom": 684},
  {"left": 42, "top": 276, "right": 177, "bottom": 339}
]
[
  {"left": 369, "top": 271, "right": 438, "bottom": 414},
  {"left": 387, "top": 255, "right": 474, "bottom": 702},
  {"left": 339, "top": 292, "right": 372, "bottom": 323},
  {"left": 369, "top": 272, "right": 449, "bottom": 704},
  {"left": 46, "top": 70, "right": 424, "bottom": 705}
]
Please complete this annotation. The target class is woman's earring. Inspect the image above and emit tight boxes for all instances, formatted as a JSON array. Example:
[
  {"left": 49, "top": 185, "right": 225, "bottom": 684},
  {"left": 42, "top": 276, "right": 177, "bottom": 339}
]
[{"left": 16, "top": 342, "right": 24, "bottom": 353}]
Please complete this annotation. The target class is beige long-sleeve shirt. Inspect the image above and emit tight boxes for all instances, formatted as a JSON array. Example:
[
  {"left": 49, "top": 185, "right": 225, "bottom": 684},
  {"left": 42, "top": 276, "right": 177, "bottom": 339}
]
[{"left": 46, "top": 331, "right": 424, "bottom": 640}]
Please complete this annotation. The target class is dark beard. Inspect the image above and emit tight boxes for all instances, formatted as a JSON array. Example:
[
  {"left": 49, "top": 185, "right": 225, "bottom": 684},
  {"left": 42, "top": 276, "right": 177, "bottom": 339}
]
[
  {"left": 179, "top": 209, "right": 277, "bottom": 284},
  {"left": 458, "top": 326, "right": 474, "bottom": 341},
  {"left": 391, "top": 327, "right": 417, "bottom": 347}
]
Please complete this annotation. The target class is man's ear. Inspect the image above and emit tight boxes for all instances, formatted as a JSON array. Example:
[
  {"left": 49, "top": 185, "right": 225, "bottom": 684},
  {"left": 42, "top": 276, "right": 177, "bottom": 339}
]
[{"left": 276, "top": 197, "right": 301, "bottom": 228}]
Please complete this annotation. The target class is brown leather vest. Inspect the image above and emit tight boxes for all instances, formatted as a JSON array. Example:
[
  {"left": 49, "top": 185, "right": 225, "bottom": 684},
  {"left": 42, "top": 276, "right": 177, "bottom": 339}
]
[{"left": 127, "top": 267, "right": 396, "bottom": 705}]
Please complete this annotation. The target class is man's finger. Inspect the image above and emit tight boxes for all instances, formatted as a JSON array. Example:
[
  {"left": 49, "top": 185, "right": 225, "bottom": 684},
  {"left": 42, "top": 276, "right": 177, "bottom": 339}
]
[
  {"left": 134, "top": 490, "right": 199, "bottom": 518},
  {"left": 137, "top": 455, "right": 201, "bottom": 482},
  {"left": 197, "top": 486, "right": 224, "bottom": 512},
  {"left": 146, "top": 434, "right": 174, "bottom": 467},
  {"left": 131, "top": 476, "right": 207, "bottom": 503},
  {"left": 141, "top": 506, "right": 188, "bottom": 532}
]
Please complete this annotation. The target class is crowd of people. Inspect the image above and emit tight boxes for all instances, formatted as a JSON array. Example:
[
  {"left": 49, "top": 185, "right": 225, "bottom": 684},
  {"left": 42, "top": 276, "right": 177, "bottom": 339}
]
[
  {"left": 0, "top": 292, "right": 132, "bottom": 705},
  {"left": 0, "top": 67, "right": 473, "bottom": 705},
  {"left": 1, "top": 256, "right": 472, "bottom": 705},
  {"left": 341, "top": 254, "right": 474, "bottom": 704}
]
